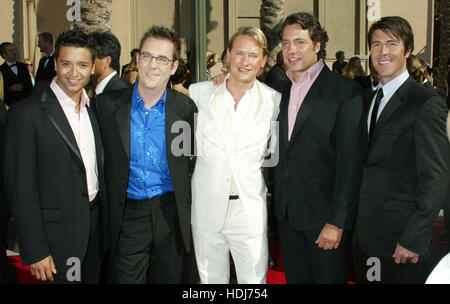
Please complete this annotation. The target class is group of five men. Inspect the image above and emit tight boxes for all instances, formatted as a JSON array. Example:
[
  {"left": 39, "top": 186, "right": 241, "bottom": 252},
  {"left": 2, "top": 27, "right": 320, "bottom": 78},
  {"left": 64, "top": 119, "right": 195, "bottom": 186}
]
[{"left": 2, "top": 11, "right": 449, "bottom": 284}]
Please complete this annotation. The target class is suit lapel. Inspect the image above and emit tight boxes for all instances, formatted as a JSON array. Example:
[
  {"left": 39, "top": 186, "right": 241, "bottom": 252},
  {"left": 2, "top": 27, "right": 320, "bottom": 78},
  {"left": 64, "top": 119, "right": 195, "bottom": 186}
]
[
  {"left": 209, "top": 84, "right": 234, "bottom": 146},
  {"left": 165, "top": 89, "right": 183, "bottom": 173},
  {"left": 368, "top": 78, "right": 412, "bottom": 148},
  {"left": 115, "top": 97, "right": 131, "bottom": 159},
  {"left": 39, "top": 87, "right": 83, "bottom": 164},
  {"left": 87, "top": 105, "right": 104, "bottom": 168},
  {"left": 288, "top": 67, "right": 327, "bottom": 145}
]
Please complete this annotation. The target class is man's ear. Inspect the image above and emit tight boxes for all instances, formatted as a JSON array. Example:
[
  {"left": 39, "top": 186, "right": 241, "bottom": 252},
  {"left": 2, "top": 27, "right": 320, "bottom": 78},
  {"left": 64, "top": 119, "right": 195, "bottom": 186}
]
[{"left": 171, "top": 60, "right": 179, "bottom": 75}]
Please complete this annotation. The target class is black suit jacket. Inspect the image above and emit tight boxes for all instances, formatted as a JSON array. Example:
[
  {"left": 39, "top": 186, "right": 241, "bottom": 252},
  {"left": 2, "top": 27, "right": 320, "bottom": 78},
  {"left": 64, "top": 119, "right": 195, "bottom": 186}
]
[
  {"left": 274, "top": 65, "right": 366, "bottom": 232},
  {"left": 355, "top": 77, "right": 450, "bottom": 260},
  {"left": 3, "top": 87, "right": 108, "bottom": 270},
  {"left": 94, "top": 87, "right": 197, "bottom": 253},
  {"left": 35, "top": 54, "right": 56, "bottom": 83},
  {"left": 102, "top": 74, "right": 128, "bottom": 93},
  {"left": 0, "top": 61, "right": 33, "bottom": 106}
]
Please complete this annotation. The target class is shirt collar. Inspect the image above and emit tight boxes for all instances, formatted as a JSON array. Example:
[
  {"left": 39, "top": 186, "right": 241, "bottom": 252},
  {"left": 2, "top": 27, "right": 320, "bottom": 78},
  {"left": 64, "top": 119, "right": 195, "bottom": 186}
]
[
  {"left": 6, "top": 61, "right": 17, "bottom": 66},
  {"left": 50, "top": 77, "right": 90, "bottom": 109},
  {"left": 222, "top": 73, "right": 257, "bottom": 106},
  {"left": 95, "top": 71, "right": 117, "bottom": 95},
  {"left": 379, "top": 69, "right": 409, "bottom": 102},
  {"left": 132, "top": 80, "right": 167, "bottom": 114},
  {"left": 286, "top": 59, "right": 324, "bottom": 85}
]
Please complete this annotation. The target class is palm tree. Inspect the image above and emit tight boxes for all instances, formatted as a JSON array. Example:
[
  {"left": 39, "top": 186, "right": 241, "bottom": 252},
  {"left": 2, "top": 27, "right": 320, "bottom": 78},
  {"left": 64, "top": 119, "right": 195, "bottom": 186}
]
[
  {"left": 72, "top": 0, "right": 113, "bottom": 33},
  {"left": 260, "top": 0, "right": 285, "bottom": 72},
  {"left": 436, "top": 0, "right": 449, "bottom": 98}
]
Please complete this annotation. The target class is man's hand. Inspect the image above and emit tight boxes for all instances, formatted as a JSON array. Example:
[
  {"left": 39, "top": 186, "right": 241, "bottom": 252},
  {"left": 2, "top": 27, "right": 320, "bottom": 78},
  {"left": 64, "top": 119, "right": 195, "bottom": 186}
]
[
  {"left": 210, "top": 73, "right": 227, "bottom": 86},
  {"left": 315, "top": 223, "right": 343, "bottom": 250},
  {"left": 29, "top": 255, "right": 57, "bottom": 282},
  {"left": 392, "top": 243, "right": 420, "bottom": 264}
]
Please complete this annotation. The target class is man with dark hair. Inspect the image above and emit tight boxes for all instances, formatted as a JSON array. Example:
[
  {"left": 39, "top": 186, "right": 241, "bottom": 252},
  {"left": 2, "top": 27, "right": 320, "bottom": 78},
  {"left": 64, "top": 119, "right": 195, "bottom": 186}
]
[
  {"left": 264, "top": 51, "right": 289, "bottom": 93},
  {"left": 332, "top": 50, "right": 347, "bottom": 74},
  {"left": 95, "top": 25, "right": 198, "bottom": 283},
  {"left": 355, "top": 55, "right": 380, "bottom": 97},
  {"left": 89, "top": 31, "right": 127, "bottom": 96},
  {"left": 4, "top": 29, "right": 107, "bottom": 283},
  {"left": 0, "top": 42, "right": 33, "bottom": 106},
  {"left": 353, "top": 16, "right": 450, "bottom": 284},
  {"left": 273, "top": 12, "right": 366, "bottom": 283},
  {"left": 36, "top": 32, "right": 56, "bottom": 83}
]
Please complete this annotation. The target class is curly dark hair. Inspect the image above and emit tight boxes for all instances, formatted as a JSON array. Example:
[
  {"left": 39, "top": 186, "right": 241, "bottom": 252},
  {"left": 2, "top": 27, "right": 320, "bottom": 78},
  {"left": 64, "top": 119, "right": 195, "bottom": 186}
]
[
  {"left": 280, "top": 12, "right": 329, "bottom": 60},
  {"left": 88, "top": 30, "right": 122, "bottom": 72},
  {"left": 55, "top": 29, "right": 95, "bottom": 63}
]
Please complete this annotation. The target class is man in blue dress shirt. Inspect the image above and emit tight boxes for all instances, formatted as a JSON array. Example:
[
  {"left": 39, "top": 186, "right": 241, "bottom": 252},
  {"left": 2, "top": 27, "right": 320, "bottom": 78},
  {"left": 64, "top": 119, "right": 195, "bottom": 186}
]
[{"left": 95, "top": 26, "right": 198, "bottom": 283}]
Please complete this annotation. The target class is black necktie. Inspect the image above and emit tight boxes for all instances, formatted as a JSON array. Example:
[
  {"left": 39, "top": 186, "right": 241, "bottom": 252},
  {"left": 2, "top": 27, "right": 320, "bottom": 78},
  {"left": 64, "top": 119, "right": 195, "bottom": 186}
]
[{"left": 369, "top": 87, "right": 383, "bottom": 143}]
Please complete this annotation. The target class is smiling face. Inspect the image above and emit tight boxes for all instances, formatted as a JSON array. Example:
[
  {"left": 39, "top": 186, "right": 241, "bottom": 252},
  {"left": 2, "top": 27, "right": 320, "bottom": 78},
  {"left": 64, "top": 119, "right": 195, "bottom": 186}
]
[
  {"left": 227, "top": 34, "right": 267, "bottom": 85},
  {"left": 282, "top": 23, "right": 320, "bottom": 82},
  {"left": 370, "top": 29, "right": 411, "bottom": 85},
  {"left": 136, "top": 37, "right": 179, "bottom": 95},
  {"left": 55, "top": 46, "right": 94, "bottom": 101}
]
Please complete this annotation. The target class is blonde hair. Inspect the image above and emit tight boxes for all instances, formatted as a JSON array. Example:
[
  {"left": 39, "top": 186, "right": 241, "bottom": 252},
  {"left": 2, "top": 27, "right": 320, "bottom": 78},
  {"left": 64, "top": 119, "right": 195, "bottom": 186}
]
[
  {"left": 228, "top": 26, "right": 268, "bottom": 57},
  {"left": 343, "top": 56, "right": 366, "bottom": 80}
]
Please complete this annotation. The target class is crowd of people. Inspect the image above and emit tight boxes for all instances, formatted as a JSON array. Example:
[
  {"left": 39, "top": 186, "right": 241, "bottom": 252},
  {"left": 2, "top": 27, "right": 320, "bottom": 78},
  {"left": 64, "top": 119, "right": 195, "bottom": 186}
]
[{"left": 0, "top": 11, "right": 449, "bottom": 285}]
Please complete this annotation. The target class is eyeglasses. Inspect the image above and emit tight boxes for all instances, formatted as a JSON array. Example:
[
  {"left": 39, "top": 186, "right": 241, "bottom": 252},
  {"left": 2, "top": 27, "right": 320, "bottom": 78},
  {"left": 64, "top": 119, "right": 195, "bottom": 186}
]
[{"left": 139, "top": 52, "right": 175, "bottom": 66}]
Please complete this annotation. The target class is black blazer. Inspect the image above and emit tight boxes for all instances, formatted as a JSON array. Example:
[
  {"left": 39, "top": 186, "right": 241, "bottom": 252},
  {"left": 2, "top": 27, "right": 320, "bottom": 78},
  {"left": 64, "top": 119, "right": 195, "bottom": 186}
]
[
  {"left": 94, "top": 87, "right": 197, "bottom": 253},
  {"left": 3, "top": 87, "right": 107, "bottom": 270},
  {"left": 0, "top": 61, "right": 33, "bottom": 106},
  {"left": 355, "top": 77, "right": 450, "bottom": 259},
  {"left": 274, "top": 65, "right": 366, "bottom": 231},
  {"left": 102, "top": 74, "right": 128, "bottom": 93},
  {"left": 35, "top": 54, "right": 56, "bottom": 83}
]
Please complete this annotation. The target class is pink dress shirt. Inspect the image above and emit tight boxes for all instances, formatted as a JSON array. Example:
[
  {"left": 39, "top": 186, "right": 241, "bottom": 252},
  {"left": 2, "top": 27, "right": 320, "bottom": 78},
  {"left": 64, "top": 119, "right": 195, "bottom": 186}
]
[{"left": 286, "top": 59, "right": 324, "bottom": 140}]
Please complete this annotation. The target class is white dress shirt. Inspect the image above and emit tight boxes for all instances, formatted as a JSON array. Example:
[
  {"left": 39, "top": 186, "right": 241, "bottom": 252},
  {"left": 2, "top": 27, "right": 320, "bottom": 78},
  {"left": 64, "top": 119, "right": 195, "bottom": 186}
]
[
  {"left": 367, "top": 69, "right": 409, "bottom": 133},
  {"left": 50, "top": 78, "right": 99, "bottom": 202},
  {"left": 222, "top": 76, "right": 257, "bottom": 196},
  {"left": 95, "top": 71, "right": 117, "bottom": 95}
]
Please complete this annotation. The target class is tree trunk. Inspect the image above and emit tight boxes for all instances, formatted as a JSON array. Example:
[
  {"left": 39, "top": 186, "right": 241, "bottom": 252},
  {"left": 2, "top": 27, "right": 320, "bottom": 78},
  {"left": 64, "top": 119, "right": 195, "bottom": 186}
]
[
  {"left": 260, "top": 0, "right": 285, "bottom": 73},
  {"left": 436, "top": 0, "right": 449, "bottom": 99},
  {"left": 73, "top": 0, "right": 113, "bottom": 33}
]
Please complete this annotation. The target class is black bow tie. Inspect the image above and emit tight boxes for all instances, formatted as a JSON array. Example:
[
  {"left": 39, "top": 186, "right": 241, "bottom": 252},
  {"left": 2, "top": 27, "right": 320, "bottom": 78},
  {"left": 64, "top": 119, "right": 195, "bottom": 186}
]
[
  {"left": 372, "top": 80, "right": 379, "bottom": 87},
  {"left": 9, "top": 63, "right": 17, "bottom": 67}
]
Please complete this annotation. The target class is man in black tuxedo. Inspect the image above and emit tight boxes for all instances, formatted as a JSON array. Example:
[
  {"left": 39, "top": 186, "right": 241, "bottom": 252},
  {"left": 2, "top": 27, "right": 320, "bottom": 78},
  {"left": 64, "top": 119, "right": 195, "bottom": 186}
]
[
  {"left": 95, "top": 26, "right": 198, "bottom": 284},
  {"left": 0, "top": 42, "right": 33, "bottom": 106},
  {"left": 273, "top": 12, "right": 366, "bottom": 283},
  {"left": 4, "top": 30, "right": 108, "bottom": 284},
  {"left": 89, "top": 31, "right": 127, "bottom": 97},
  {"left": 35, "top": 32, "right": 56, "bottom": 84},
  {"left": 353, "top": 16, "right": 450, "bottom": 284}
]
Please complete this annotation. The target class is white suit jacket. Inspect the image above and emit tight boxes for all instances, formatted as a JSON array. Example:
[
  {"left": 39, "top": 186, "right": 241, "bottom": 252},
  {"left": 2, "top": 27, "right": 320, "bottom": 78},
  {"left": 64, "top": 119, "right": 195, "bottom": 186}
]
[{"left": 189, "top": 79, "right": 281, "bottom": 236}]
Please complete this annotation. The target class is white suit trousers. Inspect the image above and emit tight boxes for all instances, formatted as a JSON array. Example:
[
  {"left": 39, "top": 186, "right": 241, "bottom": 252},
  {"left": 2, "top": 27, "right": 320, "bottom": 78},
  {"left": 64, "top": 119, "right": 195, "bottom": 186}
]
[{"left": 192, "top": 198, "right": 268, "bottom": 284}]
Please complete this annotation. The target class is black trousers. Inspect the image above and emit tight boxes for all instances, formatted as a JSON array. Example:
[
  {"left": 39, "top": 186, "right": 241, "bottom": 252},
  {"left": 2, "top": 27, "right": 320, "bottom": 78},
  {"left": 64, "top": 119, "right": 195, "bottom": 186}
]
[
  {"left": 352, "top": 239, "right": 426, "bottom": 284},
  {"left": 112, "top": 192, "right": 184, "bottom": 284},
  {"left": 277, "top": 219, "right": 348, "bottom": 283},
  {"left": 51, "top": 199, "right": 103, "bottom": 284}
]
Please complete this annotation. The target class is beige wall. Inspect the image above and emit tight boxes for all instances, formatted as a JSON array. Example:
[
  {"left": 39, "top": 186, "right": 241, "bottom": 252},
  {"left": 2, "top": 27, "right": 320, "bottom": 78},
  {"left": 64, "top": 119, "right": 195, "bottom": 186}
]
[{"left": 0, "top": 0, "right": 436, "bottom": 75}]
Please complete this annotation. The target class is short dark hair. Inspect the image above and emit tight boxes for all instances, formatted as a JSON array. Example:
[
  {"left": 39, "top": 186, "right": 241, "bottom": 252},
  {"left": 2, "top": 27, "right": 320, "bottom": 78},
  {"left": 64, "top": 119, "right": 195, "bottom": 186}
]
[
  {"left": 54, "top": 29, "right": 95, "bottom": 63},
  {"left": 368, "top": 16, "right": 414, "bottom": 55},
  {"left": 0, "top": 42, "right": 13, "bottom": 58},
  {"left": 88, "top": 30, "right": 121, "bottom": 72},
  {"left": 281, "top": 12, "right": 329, "bottom": 60},
  {"left": 38, "top": 32, "right": 54, "bottom": 44},
  {"left": 139, "top": 26, "right": 181, "bottom": 62}
]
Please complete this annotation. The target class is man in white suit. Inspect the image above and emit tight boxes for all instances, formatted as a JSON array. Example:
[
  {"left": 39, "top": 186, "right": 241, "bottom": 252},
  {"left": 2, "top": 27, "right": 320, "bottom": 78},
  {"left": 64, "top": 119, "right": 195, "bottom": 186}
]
[{"left": 189, "top": 27, "right": 281, "bottom": 284}]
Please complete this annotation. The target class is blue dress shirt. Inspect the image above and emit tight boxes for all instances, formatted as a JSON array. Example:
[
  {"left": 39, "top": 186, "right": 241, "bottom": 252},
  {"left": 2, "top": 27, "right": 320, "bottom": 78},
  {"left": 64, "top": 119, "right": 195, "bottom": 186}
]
[{"left": 127, "top": 82, "right": 174, "bottom": 199}]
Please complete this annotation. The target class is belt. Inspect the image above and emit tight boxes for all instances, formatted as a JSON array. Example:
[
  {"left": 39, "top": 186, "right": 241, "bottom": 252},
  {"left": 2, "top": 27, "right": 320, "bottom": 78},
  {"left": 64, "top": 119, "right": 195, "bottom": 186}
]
[
  {"left": 229, "top": 195, "right": 239, "bottom": 200},
  {"left": 127, "top": 192, "right": 175, "bottom": 205}
]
